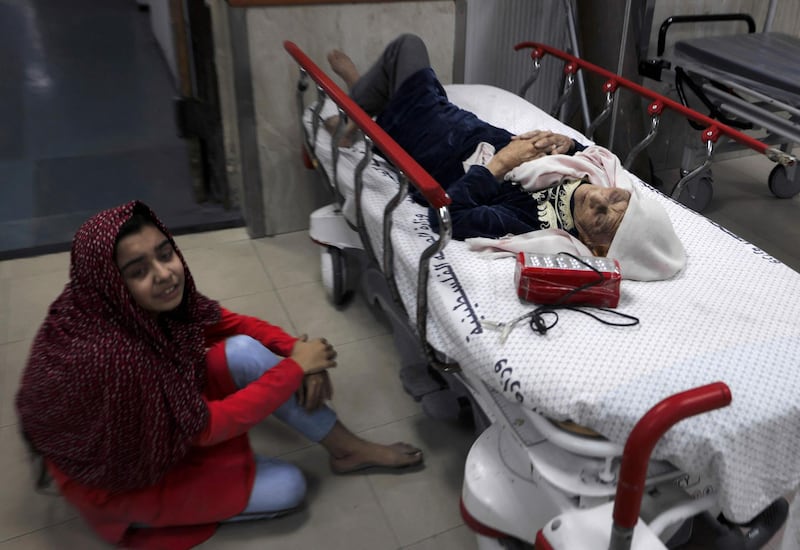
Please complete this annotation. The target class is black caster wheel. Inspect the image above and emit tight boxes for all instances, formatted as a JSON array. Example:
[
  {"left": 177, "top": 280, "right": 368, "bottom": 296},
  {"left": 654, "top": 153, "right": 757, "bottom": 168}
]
[
  {"left": 675, "top": 171, "right": 714, "bottom": 212},
  {"left": 767, "top": 164, "right": 800, "bottom": 198},
  {"left": 320, "top": 246, "right": 350, "bottom": 306}
]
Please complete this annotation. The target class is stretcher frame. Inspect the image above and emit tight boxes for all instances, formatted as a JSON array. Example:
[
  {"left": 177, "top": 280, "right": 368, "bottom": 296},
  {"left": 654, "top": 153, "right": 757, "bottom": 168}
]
[
  {"left": 633, "top": 0, "right": 800, "bottom": 210},
  {"left": 283, "top": 40, "right": 794, "bottom": 549},
  {"left": 516, "top": 41, "right": 798, "bottom": 212}
]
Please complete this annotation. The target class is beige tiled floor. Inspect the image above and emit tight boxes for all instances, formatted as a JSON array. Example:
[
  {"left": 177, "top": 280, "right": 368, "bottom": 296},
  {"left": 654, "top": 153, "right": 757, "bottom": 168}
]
[{"left": 1, "top": 154, "right": 798, "bottom": 549}]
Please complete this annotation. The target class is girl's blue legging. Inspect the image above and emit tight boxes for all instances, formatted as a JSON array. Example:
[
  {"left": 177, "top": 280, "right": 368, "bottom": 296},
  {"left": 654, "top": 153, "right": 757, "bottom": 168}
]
[{"left": 223, "top": 334, "right": 337, "bottom": 520}]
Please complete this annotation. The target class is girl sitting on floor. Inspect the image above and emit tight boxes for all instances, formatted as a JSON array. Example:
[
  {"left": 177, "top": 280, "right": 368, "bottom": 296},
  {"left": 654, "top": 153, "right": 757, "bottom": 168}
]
[{"left": 16, "top": 201, "right": 422, "bottom": 549}]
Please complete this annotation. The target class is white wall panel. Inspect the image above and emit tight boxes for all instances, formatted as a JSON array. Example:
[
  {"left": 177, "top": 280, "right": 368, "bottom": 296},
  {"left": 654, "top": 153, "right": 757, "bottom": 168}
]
[
  {"left": 463, "top": 0, "right": 571, "bottom": 112},
  {"left": 244, "top": 3, "right": 456, "bottom": 235}
]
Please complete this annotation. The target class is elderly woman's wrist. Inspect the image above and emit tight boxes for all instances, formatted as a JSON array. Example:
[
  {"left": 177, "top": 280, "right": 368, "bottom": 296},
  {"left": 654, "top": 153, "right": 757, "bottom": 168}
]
[{"left": 485, "top": 155, "right": 511, "bottom": 178}]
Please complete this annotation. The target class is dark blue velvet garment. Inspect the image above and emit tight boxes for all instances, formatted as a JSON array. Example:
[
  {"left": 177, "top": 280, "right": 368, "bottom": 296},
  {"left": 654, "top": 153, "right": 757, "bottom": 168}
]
[
  {"left": 376, "top": 68, "right": 513, "bottom": 192},
  {"left": 375, "top": 68, "right": 585, "bottom": 240}
]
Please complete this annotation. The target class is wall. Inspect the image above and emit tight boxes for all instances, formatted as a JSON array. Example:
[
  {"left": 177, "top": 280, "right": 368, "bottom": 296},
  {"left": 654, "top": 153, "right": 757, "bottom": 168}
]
[
  {"left": 232, "top": 2, "right": 456, "bottom": 235},
  {"left": 148, "top": 0, "right": 179, "bottom": 88},
  {"left": 462, "top": 0, "right": 571, "bottom": 113},
  {"left": 575, "top": 0, "right": 650, "bottom": 177}
]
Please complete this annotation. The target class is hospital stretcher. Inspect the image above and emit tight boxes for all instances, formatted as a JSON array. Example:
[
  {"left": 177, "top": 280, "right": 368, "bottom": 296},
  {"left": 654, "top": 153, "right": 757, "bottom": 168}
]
[
  {"left": 283, "top": 41, "right": 800, "bottom": 549},
  {"left": 635, "top": 3, "right": 800, "bottom": 211}
]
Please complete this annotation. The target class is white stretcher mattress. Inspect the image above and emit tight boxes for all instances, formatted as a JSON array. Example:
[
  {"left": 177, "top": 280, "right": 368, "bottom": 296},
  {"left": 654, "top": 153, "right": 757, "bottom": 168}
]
[{"left": 305, "top": 84, "right": 800, "bottom": 524}]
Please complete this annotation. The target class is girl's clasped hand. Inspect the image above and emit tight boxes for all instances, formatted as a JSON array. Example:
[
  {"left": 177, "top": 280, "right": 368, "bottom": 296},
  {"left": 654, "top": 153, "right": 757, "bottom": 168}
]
[{"left": 291, "top": 334, "right": 337, "bottom": 410}]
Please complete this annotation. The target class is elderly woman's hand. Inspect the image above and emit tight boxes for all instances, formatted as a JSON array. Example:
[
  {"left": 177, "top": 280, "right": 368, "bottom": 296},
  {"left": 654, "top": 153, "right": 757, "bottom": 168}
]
[
  {"left": 486, "top": 139, "right": 547, "bottom": 178},
  {"left": 512, "top": 130, "right": 573, "bottom": 155}
]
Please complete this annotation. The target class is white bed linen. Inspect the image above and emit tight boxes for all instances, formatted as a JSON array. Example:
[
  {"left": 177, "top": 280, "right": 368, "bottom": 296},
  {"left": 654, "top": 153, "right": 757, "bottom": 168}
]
[{"left": 305, "top": 84, "right": 800, "bottom": 524}]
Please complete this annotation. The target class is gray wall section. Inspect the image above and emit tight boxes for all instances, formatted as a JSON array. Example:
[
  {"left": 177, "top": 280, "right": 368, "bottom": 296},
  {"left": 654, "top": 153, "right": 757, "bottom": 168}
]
[
  {"left": 575, "top": 0, "right": 650, "bottom": 178},
  {"left": 234, "top": 3, "right": 456, "bottom": 236},
  {"left": 461, "top": 0, "right": 570, "bottom": 111}
]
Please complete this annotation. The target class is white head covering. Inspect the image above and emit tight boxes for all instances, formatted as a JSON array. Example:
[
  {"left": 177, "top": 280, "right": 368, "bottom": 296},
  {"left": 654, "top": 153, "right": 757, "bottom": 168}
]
[
  {"left": 607, "top": 183, "right": 686, "bottom": 281},
  {"left": 468, "top": 146, "right": 687, "bottom": 281}
]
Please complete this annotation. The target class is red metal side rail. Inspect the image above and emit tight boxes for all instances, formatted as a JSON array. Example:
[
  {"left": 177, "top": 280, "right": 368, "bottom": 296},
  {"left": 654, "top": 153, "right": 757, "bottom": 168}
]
[
  {"left": 515, "top": 41, "right": 792, "bottom": 163},
  {"left": 284, "top": 41, "right": 451, "bottom": 209}
]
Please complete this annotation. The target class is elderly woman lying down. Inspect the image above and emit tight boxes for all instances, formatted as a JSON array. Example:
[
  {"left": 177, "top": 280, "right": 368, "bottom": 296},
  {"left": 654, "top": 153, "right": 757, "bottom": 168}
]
[{"left": 327, "top": 34, "right": 685, "bottom": 281}]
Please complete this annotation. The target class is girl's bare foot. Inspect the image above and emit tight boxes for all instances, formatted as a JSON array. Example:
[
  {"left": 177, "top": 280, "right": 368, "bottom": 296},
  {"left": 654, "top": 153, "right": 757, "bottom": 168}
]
[
  {"left": 329, "top": 441, "right": 424, "bottom": 474},
  {"left": 320, "top": 421, "right": 424, "bottom": 474},
  {"left": 327, "top": 49, "right": 361, "bottom": 90}
]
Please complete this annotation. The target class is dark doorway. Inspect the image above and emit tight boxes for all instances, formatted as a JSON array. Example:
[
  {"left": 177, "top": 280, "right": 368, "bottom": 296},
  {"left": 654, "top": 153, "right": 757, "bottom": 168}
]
[{"left": 0, "top": 0, "right": 243, "bottom": 260}]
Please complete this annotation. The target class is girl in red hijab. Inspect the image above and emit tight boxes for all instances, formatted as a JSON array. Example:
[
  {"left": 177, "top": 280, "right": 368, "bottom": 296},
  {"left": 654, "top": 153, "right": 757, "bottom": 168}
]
[{"left": 16, "top": 201, "right": 423, "bottom": 549}]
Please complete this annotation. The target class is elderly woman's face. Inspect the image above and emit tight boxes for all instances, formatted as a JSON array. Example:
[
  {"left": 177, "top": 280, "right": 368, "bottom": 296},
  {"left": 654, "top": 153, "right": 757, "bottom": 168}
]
[{"left": 573, "top": 184, "right": 631, "bottom": 256}]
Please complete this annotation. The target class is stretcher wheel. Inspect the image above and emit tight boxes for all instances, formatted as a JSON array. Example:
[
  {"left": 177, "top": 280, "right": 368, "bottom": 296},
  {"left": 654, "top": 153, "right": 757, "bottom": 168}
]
[
  {"left": 767, "top": 164, "right": 800, "bottom": 199},
  {"left": 320, "top": 246, "right": 350, "bottom": 306},
  {"left": 676, "top": 171, "right": 714, "bottom": 212}
]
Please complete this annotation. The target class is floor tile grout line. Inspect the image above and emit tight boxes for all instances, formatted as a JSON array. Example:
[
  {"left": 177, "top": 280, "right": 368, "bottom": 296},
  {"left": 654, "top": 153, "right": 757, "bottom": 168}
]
[
  {"left": 216, "top": 288, "right": 283, "bottom": 303},
  {"left": 0, "top": 515, "right": 81, "bottom": 545},
  {"left": 365, "top": 468, "right": 404, "bottom": 550},
  {"left": 327, "top": 330, "right": 394, "bottom": 348},
  {"left": 397, "top": 523, "right": 472, "bottom": 549},
  {"left": 0, "top": 336, "right": 31, "bottom": 347},
  {"left": 272, "top": 285, "right": 300, "bottom": 337},
  {"left": 249, "top": 239, "right": 281, "bottom": 294},
  {"left": 175, "top": 237, "right": 253, "bottom": 254},
  {"left": 267, "top": 277, "right": 326, "bottom": 292}
]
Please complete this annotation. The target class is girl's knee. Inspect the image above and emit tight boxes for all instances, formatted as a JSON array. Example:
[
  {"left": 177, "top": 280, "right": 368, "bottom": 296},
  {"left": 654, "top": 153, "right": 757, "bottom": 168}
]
[
  {"left": 243, "top": 459, "right": 307, "bottom": 515},
  {"left": 224, "top": 334, "right": 261, "bottom": 357},
  {"left": 261, "top": 459, "right": 307, "bottom": 509},
  {"left": 282, "top": 464, "right": 307, "bottom": 509},
  {"left": 225, "top": 335, "right": 281, "bottom": 389}
]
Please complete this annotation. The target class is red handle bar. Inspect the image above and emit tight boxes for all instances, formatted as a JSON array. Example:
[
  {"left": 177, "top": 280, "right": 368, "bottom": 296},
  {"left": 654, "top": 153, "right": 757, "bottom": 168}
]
[
  {"left": 613, "top": 381, "right": 732, "bottom": 530},
  {"left": 515, "top": 41, "right": 770, "bottom": 154}
]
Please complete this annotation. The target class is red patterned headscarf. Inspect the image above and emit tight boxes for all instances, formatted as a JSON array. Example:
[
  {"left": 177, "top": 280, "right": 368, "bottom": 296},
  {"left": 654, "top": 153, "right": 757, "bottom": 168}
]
[{"left": 16, "top": 201, "right": 221, "bottom": 492}]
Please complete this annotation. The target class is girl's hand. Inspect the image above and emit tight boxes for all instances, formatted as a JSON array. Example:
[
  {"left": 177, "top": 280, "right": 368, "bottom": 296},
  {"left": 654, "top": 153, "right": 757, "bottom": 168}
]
[
  {"left": 512, "top": 130, "right": 572, "bottom": 155},
  {"left": 290, "top": 334, "right": 337, "bottom": 374},
  {"left": 297, "top": 371, "right": 333, "bottom": 411}
]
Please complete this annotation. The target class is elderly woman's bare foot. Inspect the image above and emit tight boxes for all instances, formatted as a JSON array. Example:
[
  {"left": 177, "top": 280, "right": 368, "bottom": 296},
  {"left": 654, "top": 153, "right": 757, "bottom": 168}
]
[
  {"left": 327, "top": 49, "right": 361, "bottom": 90},
  {"left": 324, "top": 116, "right": 358, "bottom": 148}
]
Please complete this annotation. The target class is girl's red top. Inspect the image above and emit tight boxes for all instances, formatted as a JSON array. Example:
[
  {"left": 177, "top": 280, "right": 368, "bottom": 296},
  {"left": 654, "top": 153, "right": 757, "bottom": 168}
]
[{"left": 48, "top": 308, "right": 304, "bottom": 549}]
